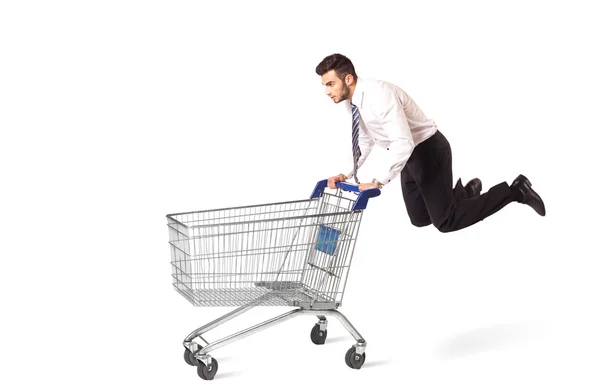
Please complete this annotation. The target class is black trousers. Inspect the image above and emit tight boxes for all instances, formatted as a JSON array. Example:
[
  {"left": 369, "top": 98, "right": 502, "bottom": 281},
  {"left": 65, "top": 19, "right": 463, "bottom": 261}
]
[{"left": 400, "top": 130, "right": 514, "bottom": 232}]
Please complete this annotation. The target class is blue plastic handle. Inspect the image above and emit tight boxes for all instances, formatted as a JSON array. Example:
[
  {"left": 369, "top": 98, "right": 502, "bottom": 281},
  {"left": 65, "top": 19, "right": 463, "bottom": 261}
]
[
  {"left": 309, "top": 179, "right": 381, "bottom": 211},
  {"left": 335, "top": 182, "right": 361, "bottom": 193}
]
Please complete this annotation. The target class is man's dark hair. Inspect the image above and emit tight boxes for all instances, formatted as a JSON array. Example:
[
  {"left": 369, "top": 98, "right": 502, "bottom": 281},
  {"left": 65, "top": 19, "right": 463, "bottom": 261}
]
[{"left": 315, "top": 53, "right": 358, "bottom": 82}]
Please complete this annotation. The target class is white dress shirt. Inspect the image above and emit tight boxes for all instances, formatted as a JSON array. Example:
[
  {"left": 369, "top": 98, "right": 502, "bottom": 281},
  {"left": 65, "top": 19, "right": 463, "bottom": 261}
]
[{"left": 344, "top": 77, "right": 438, "bottom": 185}]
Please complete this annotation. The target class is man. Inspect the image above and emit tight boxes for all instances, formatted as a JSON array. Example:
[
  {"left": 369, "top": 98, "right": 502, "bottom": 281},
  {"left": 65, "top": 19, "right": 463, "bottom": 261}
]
[{"left": 316, "top": 53, "right": 546, "bottom": 233}]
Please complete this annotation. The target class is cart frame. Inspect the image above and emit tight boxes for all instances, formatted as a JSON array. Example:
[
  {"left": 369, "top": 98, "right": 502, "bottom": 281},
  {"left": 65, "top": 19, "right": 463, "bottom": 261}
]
[{"left": 167, "top": 180, "right": 381, "bottom": 380}]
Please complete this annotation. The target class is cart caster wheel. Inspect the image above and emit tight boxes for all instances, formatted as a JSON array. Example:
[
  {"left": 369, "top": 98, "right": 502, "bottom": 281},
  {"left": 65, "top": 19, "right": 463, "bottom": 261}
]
[
  {"left": 345, "top": 346, "right": 366, "bottom": 369},
  {"left": 184, "top": 346, "right": 202, "bottom": 366},
  {"left": 197, "top": 358, "right": 218, "bottom": 381},
  {"left": 310, "top": 323, "right": 327, "bottom": 345}
]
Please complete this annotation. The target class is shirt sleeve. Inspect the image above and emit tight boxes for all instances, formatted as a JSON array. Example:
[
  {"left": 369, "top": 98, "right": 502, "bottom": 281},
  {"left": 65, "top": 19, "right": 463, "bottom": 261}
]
[{"left": 376, "top": 88, "right": 415, "bottom": 185}]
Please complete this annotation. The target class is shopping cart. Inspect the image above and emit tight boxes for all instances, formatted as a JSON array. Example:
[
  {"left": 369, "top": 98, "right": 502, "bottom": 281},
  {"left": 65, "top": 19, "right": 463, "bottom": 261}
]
[{"left": 166, "top": 179, "right": 381, "bottom": 380}]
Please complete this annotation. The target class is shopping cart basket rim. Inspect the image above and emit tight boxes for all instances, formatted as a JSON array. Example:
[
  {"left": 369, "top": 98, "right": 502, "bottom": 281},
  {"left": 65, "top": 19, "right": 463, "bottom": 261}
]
[
  {"left": 166, "top": 198, "right": 314, "bottom": 219},
  {"left": 166, "top": 179, "right": 381, "bottom": 220},
  {"left": 167, "top": 209, "right": 360, "bottom": 231}
]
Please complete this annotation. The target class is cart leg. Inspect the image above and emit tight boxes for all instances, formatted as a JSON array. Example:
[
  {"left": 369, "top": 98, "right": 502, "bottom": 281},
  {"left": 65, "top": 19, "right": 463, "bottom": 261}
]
[
  {"left": 320, "top": 309, "right": 367, "bottom": 369},
  {"left": 189, "top": 308, "right": 314, "bottom": 374},
  {"left": 184, "top": 304, "right": 252, "bottom": 344},
  {"left": 316, "top": 310, "right": 366, "bottom": 354},
  {"left": 188, "top": 308, "right": 366, "bottom": 354},
  {"left": 184, "top": 293, "right": 273, "bottom": 346},
  {"left": 196, "top": 308, "right": 305, "bottom": 356},
  {"left": 184, "top": 307, "right": 367, "bottom": 377},
  {"left": 194, "top": 308, "right": 365, "bottom": 357}
]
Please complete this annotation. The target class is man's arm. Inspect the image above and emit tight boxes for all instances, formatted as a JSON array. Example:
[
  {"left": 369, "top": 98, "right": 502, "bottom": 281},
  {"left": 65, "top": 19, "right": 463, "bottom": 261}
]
[{"left": 376, "top": 88, "right": 415, "bottom": 185}]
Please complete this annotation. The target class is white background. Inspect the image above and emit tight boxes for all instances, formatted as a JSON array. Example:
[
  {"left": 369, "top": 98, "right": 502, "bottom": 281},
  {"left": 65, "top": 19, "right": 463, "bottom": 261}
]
[{"left": 1, "top": 0, "right": 599, "bottom": 389}]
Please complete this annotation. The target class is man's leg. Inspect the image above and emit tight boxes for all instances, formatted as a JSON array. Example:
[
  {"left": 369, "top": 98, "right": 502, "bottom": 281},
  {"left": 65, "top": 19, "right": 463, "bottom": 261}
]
[
  {"left": 400, "top": 166, "right": 432, "bottom": 227},
  {"left": 409, "top": 130, "right": 515, "bottom": 233}
]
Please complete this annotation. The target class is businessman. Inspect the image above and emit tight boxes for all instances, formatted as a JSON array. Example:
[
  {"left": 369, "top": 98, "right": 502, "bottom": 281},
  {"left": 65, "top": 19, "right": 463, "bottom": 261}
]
[{"left": 316, "top": 53, "right": 546, "bottom": 233}]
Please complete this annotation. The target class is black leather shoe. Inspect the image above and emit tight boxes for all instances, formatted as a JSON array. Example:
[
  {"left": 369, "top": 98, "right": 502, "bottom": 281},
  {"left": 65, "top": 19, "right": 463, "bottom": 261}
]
[
  {"left": 510, "top": 174, "right": 546, "bottom": 216},
  {"left": 465, "top": 178, "right": 482, "bottom": 198}
]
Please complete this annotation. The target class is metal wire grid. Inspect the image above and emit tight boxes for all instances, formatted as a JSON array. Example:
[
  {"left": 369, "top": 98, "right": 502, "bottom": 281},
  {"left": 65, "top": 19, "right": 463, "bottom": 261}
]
[{"left": 167, "top": 191, "right": 363, "bottom": 307}]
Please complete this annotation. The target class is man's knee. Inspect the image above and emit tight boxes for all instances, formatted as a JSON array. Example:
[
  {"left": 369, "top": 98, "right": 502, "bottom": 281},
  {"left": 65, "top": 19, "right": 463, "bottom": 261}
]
[
  {"left": 410, "top": 218, "right": 432, "bottom": 228},
  {"left": 432, "top": 218, "right": 459, "bottom": 233},
  {"left": 434, "top": 224, "right": 452, "bottom": 233}
]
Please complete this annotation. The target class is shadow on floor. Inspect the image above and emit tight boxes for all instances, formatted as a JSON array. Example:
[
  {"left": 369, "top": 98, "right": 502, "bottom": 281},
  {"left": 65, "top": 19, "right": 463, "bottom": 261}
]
[{"left": 436, "top": 323, "right": 540, "bottom": 359}]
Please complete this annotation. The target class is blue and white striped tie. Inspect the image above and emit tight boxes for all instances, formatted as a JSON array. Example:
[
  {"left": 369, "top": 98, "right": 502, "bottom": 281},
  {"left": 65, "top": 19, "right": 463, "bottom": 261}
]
[{"left": 351, "top": 103, "right": 361, "bottom": 183}]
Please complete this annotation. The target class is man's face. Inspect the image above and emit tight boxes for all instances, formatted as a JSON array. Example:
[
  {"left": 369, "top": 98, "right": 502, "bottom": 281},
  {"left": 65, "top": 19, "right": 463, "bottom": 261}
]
[{"left": 321, "top": 70, "right": 350, "bottom": 103}]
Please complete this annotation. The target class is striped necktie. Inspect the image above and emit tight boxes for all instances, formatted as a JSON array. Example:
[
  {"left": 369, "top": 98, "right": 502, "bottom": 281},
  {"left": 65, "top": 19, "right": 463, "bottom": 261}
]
[{"left": 351, "top": 103, "right": 361, "bottom": 183}]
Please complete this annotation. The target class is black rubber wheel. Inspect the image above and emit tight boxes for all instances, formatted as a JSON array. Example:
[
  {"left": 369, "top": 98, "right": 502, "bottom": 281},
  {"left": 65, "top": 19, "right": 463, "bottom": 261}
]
[
  {"left": 345, "top": 347, "right": 353, "bottom": 367},
  {"left": 310, "top": 324, "right": 327, "bottom": 345},
  {"left": 345, "top": 346, "right": 366, "bottom": 369},
  {"left": 184, "top": 349, "right": 196, "bottom": 366},
  {"left": 197, "top": 358, "right": 219, "bottom": 381},
  {"left": 184, "top": 346, "right": 202, "bottom": 366}
]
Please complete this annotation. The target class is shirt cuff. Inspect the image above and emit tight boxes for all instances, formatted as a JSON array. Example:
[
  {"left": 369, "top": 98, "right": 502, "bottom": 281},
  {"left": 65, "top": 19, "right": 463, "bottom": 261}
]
[{"left": 380, "top": 171, "right": 400, "bottom": 185}]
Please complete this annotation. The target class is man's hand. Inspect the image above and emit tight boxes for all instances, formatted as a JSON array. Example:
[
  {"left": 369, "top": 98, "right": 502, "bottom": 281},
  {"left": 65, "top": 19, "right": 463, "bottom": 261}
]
[
  {"left": 327, "top": 174, "right": 347, "bottom": 189},
  {"left": 358, "top": 182, "right": 379, "bottom": 192}
]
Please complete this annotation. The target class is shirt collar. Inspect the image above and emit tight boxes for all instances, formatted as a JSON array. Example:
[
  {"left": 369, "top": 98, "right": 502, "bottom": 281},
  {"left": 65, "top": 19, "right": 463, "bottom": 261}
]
[{"left": 350, "top": 77, "right": 364, "bottom": 108}]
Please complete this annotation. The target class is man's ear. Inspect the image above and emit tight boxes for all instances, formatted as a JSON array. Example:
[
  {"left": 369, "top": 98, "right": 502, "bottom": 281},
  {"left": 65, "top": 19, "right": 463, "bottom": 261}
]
[{"left": 346, "top": 74, "right": 353, "bottom": 86}]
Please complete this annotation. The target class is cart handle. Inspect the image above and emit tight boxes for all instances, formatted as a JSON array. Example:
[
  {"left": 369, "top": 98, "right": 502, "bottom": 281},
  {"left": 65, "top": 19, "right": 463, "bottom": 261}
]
[{"left": 310, "top": 179, "right": 381, "bottom": 211}]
